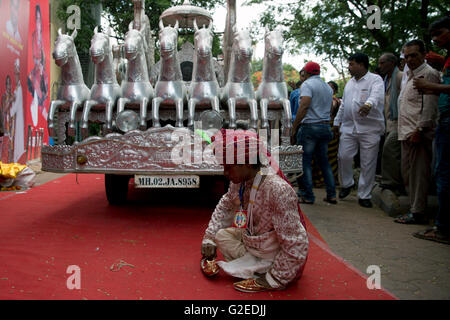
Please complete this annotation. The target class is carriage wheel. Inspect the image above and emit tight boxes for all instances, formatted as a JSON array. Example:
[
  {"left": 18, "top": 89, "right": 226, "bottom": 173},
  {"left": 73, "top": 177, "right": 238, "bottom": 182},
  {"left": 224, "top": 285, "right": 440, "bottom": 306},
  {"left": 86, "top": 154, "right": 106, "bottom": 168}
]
[{"left": 105, "top": 174, "right": 130, "bottom": 205}]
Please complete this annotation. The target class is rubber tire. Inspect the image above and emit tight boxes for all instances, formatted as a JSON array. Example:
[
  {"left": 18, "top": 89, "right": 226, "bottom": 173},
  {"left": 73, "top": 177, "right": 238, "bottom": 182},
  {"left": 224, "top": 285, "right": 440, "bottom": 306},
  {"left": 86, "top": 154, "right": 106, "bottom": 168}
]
[
  {"left": 201, "top": 175, "right": 229, "bottom": 204},
  {"left": 105, "top": 174, "right": 130, "bottom": 205}
]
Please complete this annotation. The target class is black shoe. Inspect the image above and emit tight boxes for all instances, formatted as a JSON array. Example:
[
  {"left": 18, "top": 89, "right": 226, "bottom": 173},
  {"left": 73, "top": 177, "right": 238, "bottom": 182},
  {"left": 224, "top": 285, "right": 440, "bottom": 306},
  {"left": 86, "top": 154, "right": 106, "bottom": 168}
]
[
  {"left": 358, "top": 198, "right": 373, "bottom": 208},
  {"left": 339, "top": 185, "right": 354, "bottom": 199}
]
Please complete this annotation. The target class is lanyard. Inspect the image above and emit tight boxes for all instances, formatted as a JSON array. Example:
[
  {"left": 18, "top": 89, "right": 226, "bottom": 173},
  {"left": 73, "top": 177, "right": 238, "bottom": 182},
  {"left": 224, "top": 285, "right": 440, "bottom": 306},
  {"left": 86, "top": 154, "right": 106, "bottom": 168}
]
[
  {"left": 239, "top": 183, "right": 245, "bottom": 210},
  {"left": 247, "top": 171, "right": 263, "bottom": 235}
]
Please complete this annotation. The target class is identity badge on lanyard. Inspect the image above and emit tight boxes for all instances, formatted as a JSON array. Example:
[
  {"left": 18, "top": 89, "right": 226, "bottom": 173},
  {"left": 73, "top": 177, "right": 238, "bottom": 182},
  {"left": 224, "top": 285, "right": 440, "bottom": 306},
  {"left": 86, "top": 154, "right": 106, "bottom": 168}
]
[
  {"left": 232, "top": 172, "right": 263, "bottom": 231},
  {"left": 233, "top": 183, "right": 248, "bottom": 229}
]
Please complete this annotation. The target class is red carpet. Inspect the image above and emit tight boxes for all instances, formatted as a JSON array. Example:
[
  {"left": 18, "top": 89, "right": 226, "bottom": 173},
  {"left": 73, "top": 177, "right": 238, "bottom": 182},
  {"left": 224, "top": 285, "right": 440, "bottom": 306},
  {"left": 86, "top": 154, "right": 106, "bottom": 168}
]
[{"left": 0, "top": 174, "right": 396, "bottom": 300}]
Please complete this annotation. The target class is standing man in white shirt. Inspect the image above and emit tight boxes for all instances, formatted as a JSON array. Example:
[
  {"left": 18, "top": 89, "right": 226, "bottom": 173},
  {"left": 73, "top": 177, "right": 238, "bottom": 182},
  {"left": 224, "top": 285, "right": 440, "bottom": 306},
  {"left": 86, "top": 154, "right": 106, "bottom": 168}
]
[
  {"left": 333, "top": 53, "right": 385, "bottom": 208},
  {"left": 394, "top": 39, "right": 440, "bottom": 225}
]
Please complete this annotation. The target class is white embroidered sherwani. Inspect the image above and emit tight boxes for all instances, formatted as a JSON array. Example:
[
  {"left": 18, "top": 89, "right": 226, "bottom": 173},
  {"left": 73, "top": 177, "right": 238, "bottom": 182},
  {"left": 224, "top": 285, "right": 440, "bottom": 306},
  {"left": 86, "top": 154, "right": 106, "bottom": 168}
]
[{"left": 202, "top": 171, "right": 309, "bottom": 287}]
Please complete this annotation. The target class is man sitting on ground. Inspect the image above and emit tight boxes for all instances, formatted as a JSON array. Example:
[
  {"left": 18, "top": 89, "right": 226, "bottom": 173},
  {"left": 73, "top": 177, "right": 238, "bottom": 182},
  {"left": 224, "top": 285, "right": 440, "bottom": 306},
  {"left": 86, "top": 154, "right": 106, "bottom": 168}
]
[{"left": 200, "top": 129, "right": 309, "bottom": 292}]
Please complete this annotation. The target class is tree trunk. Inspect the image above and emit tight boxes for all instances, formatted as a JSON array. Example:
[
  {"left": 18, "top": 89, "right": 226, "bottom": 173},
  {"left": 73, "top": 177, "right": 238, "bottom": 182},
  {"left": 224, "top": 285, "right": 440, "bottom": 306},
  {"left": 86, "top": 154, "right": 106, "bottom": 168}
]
[{"left": 420, "top": 0, "right": 431, "bottom": 52}]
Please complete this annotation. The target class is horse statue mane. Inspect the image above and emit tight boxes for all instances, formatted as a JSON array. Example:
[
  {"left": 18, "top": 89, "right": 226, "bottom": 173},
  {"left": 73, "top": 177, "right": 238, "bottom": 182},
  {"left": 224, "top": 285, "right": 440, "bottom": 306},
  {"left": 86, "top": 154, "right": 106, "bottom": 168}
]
[
  {"left": 112, "top": 44, "right": 127, "bottom": 85},
  {"left": 187, "top": 19, "right": 220, "bottom": 128},
  {"left": 256, "top": 28, "right": 292, "bottom": 136},
  {"left": 220, "top": 28, "right": 258, "bottom": 129},
  {"left": 48, "top": 28, "right": 90, "bottom": 141},
  {"left": 117, "top": 25, "right": 154, "bottom": 130},
  {"left": 152, "top": 20, "right": 186, "bottom": 128},
  {"left": 80, "top": 26, "right": 121, "bottom": 138}
]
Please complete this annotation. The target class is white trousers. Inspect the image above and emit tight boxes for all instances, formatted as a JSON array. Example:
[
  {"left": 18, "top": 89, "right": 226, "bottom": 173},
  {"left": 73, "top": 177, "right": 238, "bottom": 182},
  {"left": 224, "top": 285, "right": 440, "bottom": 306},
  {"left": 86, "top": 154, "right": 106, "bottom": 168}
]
[
  {"left": 338, "top": 131, "right": 381, "bottom": 200},
  {"left": 214, "top": 227, "right": 282, "bottom": 288}
]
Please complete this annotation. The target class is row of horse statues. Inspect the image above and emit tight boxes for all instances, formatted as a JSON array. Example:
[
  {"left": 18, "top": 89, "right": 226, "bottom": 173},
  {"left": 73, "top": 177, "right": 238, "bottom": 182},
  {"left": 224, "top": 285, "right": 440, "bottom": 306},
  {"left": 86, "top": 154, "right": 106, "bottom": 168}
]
[{"left": 48, "top": 19, "right": 292, "bottom": 142}]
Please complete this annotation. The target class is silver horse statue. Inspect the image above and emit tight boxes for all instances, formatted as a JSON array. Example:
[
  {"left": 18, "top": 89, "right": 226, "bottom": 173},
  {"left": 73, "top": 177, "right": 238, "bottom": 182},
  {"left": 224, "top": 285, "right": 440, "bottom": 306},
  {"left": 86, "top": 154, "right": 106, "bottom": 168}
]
[
  {"left": 48, "top": 28, "right": 90, "bottom": 140},
  {"left": 117, "top": 26, "right": 154, "bottom": 130},
  {"left": 80, "top": 27, "right": 121, "bottom": 139},
  {"left": 187, "top": 19, "right": 221, "bottom": 128},
  {"left": 256, "top": 28, "right": 292, "bottom": 136},
  {"left": 220, "top": 28, "right": 258, "bottom": 129},
  {"left": 152, "top": 20, "right": 186, "bottom": 128}
]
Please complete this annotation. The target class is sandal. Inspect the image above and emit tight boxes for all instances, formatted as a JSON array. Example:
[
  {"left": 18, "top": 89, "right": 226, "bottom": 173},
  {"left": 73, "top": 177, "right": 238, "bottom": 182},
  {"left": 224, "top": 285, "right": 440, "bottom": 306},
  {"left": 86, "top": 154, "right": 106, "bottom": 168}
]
[
  {"left": 394, "top": 212, "right": 428, "bottom": 225},
  {"left": 323, "top": 197, "right": 337, "bottom": 204},
  {"left": 413, "top": 227, "right": 450, "bottom": 245}
]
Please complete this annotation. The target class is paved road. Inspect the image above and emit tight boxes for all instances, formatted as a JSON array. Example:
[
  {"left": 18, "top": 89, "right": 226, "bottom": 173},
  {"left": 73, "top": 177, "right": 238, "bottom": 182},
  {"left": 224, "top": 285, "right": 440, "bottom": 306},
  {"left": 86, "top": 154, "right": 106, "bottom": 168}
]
[
  {"left": 30, "top": 169, "right": 450, "bottom": 300},
  {"left": 298, "top": 187, "right": 450, "bottom": 300}
]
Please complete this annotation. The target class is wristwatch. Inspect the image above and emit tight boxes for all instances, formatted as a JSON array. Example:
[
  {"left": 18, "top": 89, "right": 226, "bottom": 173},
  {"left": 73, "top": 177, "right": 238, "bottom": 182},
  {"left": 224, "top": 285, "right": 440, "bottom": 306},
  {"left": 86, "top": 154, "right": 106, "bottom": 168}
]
[{"left": 418, "top": 127, "right": 423, "bottom": 132}]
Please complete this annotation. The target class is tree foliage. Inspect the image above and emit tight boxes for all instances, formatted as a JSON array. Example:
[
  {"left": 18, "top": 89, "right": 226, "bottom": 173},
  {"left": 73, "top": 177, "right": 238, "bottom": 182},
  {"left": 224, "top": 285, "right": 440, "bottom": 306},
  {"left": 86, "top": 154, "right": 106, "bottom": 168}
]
[
  {"left": 251, "top": 59, "right": 300, "bottom": 91},
  {"left": 246, "top": 0, "right": 448, "bottom": 81},
  {"left": 56, "top": 0, "right": 222, "bottom": 54}
]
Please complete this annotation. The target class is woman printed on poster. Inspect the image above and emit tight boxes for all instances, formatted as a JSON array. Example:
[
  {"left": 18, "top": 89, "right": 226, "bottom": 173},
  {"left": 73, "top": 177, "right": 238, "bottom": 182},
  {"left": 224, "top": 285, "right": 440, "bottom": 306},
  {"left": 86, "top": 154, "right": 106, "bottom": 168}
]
[{"left": 27, "top": 4, "right": 49, "bottom": 126}]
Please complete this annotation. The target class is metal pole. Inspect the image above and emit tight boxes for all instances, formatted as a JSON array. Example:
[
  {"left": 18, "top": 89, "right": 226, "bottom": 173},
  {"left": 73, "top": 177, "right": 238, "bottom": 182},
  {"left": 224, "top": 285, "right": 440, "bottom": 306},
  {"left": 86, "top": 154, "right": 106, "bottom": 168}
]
[
  {"left": 33, "top": 128, "right": 37, "bottom": 160},
  {"left": 25, "top": 125, "right": 31, "bottom": 162},
  {"left": 39, "top": 128, "right": 44, "bottom": 159}
]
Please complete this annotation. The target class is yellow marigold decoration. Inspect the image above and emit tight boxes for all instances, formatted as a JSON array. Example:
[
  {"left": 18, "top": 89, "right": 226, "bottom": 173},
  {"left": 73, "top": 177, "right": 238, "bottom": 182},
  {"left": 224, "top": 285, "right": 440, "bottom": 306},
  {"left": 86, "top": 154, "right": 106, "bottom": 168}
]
[{"left": 0, "top": 162, "right": 27, "bottom": 179}]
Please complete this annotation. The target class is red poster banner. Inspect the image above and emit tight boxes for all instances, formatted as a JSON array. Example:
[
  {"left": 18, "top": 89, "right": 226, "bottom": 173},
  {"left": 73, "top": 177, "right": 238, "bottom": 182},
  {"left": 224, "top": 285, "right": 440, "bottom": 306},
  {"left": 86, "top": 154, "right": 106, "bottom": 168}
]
[
  {"left": 26, "top": 0, "right": 51, "bottom": 159},
  {"left": 0, "top": 0, "right": 50, "bottom": 164},
  {"left": 0, "top": 0, "right": 30, "bottom": 164}
]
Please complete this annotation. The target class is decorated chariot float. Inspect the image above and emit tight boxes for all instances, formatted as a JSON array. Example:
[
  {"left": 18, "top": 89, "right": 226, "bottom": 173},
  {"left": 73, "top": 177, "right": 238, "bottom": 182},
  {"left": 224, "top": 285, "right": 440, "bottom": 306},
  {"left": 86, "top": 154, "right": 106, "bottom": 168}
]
[{"left": 41, "top": 0, "right": 303, "bottom": 204}]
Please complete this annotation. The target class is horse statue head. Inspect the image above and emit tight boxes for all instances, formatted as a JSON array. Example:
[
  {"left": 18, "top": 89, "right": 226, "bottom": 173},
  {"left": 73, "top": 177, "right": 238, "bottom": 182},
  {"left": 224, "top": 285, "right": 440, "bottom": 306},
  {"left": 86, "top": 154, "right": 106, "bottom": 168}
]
[
  {"left": 122, "top": 25, "right": 149, "bottom": 83},
  {"left": 261, "top": 28, "right": 285, "bottom": 83},
  {"left": 264, "top": 28, "right": 284, "bottom": 60},
  {"left": 228, "top": 28, "right": 253, "bottom": 83},
  {"left": 232, "top": 28, "right": 252, "bottom": 63},
  {"left": 90, "top": 26, "right": 111, "bottom": 65},
  {"left": 159, "top": 20, "right": 179, "bottom": 60},
  {"left": 193, "top": 19, "right": 213, "bottom": 59},
  {"left": 53, "top": 28, "right": 78, "bottom": 67},
  {"left": 124, "top": 26, "right": 147, "bottom": 62}
]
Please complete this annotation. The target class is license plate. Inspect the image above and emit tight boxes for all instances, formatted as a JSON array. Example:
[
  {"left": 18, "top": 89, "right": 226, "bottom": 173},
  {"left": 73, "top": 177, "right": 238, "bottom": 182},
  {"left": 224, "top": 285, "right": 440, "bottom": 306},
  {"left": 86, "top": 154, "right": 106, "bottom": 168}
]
[{"left": 134, "top": 175, "right": 200, "bottom": 188}]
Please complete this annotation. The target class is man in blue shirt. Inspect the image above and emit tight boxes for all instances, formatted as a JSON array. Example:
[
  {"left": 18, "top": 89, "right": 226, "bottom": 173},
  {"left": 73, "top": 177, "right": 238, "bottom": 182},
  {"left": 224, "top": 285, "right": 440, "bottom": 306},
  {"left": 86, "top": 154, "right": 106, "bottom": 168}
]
[
  {"left": 291, "top": 62, "right": 336, "bottom": 204},
  {"left": 290, "top": 70, "right": 307, "bottom": 122}
]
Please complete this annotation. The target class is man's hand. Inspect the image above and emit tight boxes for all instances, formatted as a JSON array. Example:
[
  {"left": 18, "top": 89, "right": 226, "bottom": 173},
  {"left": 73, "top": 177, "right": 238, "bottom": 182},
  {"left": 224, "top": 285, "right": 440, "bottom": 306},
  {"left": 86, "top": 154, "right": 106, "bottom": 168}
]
[
  {"left": 201, "top": 242, "right": 217, "bottom": 260},
  {"left": 358, "top": 103, "right": 371, "bottom": 117},
  {"left": 409, "top": 129, "right": 423, "bottom": 144},
  {"left": 413, "top": 77, "right": 436, "bottom": 95}
]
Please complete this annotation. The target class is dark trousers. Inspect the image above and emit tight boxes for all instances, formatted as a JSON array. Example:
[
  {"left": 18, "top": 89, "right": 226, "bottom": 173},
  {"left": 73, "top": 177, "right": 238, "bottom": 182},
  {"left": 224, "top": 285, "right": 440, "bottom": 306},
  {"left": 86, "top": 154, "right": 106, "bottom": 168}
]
[
  {"left": 296, "top": 124, "right": 336, "bottom": 202},
  {"left": 381, "top": 130, "right": 403, "bottom": 188},
  {"left": 435, "top": 117, "right": 450, "bottom": 235}
]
